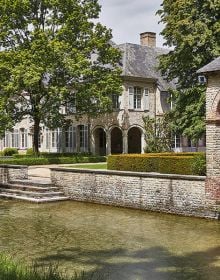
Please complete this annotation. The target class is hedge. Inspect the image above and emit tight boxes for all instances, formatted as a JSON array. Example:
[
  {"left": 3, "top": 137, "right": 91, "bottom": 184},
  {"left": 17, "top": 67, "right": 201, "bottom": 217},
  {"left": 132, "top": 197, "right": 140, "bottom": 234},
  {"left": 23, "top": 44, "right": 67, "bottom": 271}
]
[
  {"left": 107, "top": 153, "right": 205, "bottom": 175},
  {"left": 13, "top": 152, "right": 91, "bottom": 158},
  {"left": 0, "top": 156, "right": 106, "bottom": 166}
]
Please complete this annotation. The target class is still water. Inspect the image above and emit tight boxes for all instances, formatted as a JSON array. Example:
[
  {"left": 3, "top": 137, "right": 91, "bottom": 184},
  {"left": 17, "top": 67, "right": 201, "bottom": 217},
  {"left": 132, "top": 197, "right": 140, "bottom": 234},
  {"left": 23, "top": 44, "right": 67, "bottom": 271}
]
[{"left": 0, "top": 200, "right": 219, "bottom": 280}]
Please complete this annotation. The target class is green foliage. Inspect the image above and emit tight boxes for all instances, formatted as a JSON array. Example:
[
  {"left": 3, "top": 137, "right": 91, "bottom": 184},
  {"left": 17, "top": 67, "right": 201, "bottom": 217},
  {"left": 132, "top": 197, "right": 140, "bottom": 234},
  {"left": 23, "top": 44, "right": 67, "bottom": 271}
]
[
  {"left": 143, "top": 115, "right": 172, "bottom": 153},
  {"left": 167, "top": 87, "right": 206, "bottom": 143},
  {"left": 2, "top": 147, "right": 18, "bottom": 156},
  {"left": 69, "top": 163, "right": 107, "bottom": 170},
  {"left": 191, "top": 153, "right": 206, "bottom": 175},
  {"left": 0, "top": 98, "right": 13, "bottom": 138},
  {"left": 157, "top": 0, "right": 220, "bottom": 142},
  {"left": 107, "top": 153, "right": 205, "bottom": 175},
  {"left": 26, "top": 148, "right": 34, "bottom": 155},
  {"left": 0, "top": 0, "right": 122, "bottom": 153},
  {"left": 0, "top": 155, "right": 106, "bottom": 165},
  {"left": 0, "top": 254, "right": 104, "bottom": 280}
]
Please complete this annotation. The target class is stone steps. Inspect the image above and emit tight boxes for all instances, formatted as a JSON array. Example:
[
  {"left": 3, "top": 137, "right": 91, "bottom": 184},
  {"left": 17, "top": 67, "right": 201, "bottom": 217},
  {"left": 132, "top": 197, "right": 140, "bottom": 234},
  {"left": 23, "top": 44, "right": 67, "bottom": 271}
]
[{"left": 0, "top": 178, "right": 69, "bottom": 203}]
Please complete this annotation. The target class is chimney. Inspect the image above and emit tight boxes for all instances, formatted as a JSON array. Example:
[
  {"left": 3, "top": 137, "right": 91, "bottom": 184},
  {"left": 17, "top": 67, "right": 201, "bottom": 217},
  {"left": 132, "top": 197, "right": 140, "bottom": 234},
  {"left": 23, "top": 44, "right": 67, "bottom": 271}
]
[{"left": 140, "top": 32, "right": 156, "bottom": 47}]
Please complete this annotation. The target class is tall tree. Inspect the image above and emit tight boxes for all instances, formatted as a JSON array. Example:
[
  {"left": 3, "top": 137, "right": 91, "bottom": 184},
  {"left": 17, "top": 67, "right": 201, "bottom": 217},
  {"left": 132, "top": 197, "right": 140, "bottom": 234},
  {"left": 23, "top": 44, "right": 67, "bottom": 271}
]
[
  {"left": 157, "top": 0, "right": 220, "bottom": 142},
  {"left": 143, "top": 115, "right": 172, "bottom": 153},
  {"left": 0, "top": 0, "right": 122, "bottom": 153}
]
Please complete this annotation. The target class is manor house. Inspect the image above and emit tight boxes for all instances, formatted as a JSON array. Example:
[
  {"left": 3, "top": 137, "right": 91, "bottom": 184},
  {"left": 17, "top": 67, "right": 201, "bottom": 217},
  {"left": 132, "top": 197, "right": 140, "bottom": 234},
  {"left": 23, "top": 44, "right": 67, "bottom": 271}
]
[{"left": 0, "top": 32, "right": 205, "bottom": 155}]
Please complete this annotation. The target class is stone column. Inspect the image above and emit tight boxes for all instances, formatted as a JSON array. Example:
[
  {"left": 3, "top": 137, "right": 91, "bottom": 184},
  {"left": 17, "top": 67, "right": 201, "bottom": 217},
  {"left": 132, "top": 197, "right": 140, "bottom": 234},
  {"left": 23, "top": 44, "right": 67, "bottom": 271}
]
[
  {"left": 123, "top": 130, "right": 128, "bottom": 154},
  {"left": 106, "top": 130, "right": 111, "bottom": 155}
]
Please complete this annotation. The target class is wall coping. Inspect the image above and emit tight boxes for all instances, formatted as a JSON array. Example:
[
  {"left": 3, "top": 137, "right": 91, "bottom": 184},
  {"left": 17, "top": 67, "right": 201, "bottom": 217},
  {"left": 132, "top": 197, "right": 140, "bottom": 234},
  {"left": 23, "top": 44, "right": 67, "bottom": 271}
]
[
  {"left": 50, "top": 167, "right": 206, "bottom": 181},
  {"left": 0, "top": 164, "right": 28, "bottom": 169}
]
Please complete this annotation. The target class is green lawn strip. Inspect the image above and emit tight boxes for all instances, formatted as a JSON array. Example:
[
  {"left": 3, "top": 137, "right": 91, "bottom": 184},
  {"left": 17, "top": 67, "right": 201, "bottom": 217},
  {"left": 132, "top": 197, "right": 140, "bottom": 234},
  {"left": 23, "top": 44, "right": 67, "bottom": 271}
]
[{"left": 67, "top": 163, "right": 107, "bottom": 169}]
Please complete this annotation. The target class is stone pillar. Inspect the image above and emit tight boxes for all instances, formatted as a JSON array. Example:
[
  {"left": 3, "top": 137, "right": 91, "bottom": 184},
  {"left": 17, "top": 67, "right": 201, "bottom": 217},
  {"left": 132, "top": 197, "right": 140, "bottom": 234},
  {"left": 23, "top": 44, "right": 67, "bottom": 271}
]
[
  {"left": 205, "top": 72, "right": 220, "bottom": 203},
  {"left": 106, "top": 130, "right": 111, "bottom": 155},
  {"left": 123, "top": 130, "right": 128, "bottom": 154}
]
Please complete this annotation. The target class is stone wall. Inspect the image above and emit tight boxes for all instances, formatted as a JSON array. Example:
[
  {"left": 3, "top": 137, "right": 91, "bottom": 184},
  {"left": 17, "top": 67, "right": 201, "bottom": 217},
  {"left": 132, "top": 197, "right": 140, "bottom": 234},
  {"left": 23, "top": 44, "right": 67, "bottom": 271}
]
[
  {"left": 51, "top": 168, "right": 219, "bottom": 219},
  {"left": 205, "top": 72, "right": 220, "bottom": 202},
  {"left": 0, "top": 165, "right": 28, "bottom": 184}
]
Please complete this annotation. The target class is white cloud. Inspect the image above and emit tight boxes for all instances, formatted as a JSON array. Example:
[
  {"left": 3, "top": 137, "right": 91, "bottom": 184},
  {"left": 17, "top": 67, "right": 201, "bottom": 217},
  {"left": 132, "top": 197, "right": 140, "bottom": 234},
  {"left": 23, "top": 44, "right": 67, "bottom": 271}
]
[{"left": 98, "top": 0, "right": 165, "bottom": 47}]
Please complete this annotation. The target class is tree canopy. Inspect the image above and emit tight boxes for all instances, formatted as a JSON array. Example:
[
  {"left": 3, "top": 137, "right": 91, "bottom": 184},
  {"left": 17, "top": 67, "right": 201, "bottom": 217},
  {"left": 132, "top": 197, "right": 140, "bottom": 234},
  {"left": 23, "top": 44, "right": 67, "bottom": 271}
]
[
  {"left": 0, "top": 0, "right": 122, "bottom": 153},
  {"left": 157, "top": 0, "right": 220, "bottom": 142}
]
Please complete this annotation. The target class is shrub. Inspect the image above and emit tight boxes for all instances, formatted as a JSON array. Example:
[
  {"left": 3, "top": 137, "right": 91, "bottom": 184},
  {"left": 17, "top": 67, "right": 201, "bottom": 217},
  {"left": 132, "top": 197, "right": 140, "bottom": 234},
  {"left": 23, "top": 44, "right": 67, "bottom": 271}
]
[
  {"left": 191, "top": 153, "right": 206, "bottom": 175},
  {"left": 107, "top": 153, "right": 205, "bottom": 175},
  {"left": 0, "top": 156, "right": 106, "bottom": 166},
  {"left": 2, "top": 148, "right": 18, "bottom": 156},
  {"left": 26, "top": 148, "right": 34, "bottom": 155}
]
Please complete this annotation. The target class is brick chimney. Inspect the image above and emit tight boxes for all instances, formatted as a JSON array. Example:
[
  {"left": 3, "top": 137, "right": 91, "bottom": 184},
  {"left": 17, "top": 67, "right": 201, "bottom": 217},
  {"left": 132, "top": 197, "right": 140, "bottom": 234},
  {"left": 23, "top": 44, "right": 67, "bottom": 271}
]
[{"left": 140, "top": 32, "right": 156, "bottom": 47}]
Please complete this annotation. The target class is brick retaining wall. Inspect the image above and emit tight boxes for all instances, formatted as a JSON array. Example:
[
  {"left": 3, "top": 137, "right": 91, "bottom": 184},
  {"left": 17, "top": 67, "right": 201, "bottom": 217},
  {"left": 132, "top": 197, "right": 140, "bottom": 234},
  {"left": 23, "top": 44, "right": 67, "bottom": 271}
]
[{"left": 51, "top": 168, "right": 219, "bottom": 219}]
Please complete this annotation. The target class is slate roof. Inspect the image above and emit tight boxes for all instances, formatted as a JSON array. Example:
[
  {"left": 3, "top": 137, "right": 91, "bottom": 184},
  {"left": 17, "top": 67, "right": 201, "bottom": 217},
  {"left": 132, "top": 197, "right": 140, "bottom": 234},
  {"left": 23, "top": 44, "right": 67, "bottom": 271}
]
[
  {"left": 197, "top": 56, "right": 220, "bottom": 74},
  {"left": 118, "top": 43, "right": 175, "bottom": 91}
]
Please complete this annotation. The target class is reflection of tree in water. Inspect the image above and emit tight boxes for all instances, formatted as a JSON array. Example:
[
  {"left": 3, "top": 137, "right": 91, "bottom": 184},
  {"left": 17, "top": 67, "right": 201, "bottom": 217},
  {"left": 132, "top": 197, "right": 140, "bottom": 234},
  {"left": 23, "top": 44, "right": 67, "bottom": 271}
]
[{"left": 38, "top": 246, "right": 220, "bottom": 280}]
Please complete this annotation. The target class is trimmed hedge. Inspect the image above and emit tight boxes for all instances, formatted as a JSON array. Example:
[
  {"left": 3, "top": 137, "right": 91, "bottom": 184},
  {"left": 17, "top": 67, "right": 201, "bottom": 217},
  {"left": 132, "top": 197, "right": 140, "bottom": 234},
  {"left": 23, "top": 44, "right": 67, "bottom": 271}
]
[
  {"left": 13, "top": 152, "right": 92, "bottom": 158},
  {"left": 2, "top": 148, "right": 18, "bottom": 156},
  {"left": 107, "top": 153, "right": 205, "bottom": 175},
  {"left": 0, "top": 156, "right": 106, "bottom": 166}
]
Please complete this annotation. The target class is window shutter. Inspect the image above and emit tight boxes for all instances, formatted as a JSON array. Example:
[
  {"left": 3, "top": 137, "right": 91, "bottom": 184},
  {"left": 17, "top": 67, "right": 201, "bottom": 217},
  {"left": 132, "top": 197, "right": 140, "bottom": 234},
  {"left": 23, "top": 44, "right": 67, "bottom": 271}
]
[
  {"left": 129, "top": 87, "right": 134, "bottom": 109},
  {"left": 143, "top": 88, "right": 149, "bottom": 110},
  {"left": 118, "top": 94, "right": 122, "bottom": 109}
]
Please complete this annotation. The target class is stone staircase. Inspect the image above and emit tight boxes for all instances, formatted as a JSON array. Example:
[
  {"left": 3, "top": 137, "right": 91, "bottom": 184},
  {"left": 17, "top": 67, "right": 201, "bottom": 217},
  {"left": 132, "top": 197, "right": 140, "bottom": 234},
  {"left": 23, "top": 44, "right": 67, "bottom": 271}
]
[{"left": 0, "top": 177, "right": 69, "bottom": 203}]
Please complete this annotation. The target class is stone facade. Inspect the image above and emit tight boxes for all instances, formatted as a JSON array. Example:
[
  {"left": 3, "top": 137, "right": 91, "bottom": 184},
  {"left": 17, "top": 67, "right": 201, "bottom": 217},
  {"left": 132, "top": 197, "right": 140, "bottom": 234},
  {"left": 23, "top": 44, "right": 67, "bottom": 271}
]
[
  {"left": 51, "top": 168, "right": 218, "bottom": 219},
  {"left": 0, "top": 32, "right": 204, "bottom": 155}
]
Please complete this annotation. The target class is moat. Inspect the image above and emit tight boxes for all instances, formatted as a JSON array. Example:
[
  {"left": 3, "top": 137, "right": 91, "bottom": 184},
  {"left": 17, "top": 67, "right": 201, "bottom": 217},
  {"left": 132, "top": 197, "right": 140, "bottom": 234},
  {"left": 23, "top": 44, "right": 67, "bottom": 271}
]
[{"left": 0, "top": 200, "right": 219, "bottom": 279}]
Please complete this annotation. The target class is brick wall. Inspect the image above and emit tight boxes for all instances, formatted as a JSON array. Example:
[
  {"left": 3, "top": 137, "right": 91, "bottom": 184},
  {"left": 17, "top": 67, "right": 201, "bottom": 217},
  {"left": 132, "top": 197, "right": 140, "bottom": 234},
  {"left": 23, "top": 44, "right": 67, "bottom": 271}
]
[
  {"left": 205, "top": 72, "right": 220, "bottom": 203},
  {"left": 51, "top": 168, "right": 219, "bottom": 219}
]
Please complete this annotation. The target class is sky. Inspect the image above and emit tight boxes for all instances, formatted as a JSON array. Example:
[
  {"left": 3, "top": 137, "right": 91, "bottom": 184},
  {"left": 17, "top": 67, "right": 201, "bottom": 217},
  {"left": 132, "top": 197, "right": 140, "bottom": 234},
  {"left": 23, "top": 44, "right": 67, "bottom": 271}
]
[{"left": 98, "top": 0, "right": 165, "bottom": 47}]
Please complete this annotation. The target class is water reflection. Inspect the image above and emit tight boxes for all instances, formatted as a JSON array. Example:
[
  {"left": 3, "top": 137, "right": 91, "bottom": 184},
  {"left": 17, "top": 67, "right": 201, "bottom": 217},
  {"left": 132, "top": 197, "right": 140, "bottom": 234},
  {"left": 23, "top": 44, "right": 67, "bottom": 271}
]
[{"left": 0, "top": 200, "right": 219, "bottom": 279}]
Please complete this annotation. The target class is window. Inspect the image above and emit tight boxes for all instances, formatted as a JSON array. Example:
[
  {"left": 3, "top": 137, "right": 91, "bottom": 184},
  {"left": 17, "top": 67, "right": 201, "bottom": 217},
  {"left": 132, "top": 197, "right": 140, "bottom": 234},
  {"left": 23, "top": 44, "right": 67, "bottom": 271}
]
[
  {"left": 46, "top": 128, "right": 50, "bottom": 149},
  {"left": 4, "top": 131, "right": 10, "bottom": 147},
  {"left": 20, "top": 128, "right": 27, "bottom": 148},
  {"left": 172, "top": 134, "right": 181, "bottom": 149},
  {"left": 112, "top": 94, "right": 120, "bottom": 110},
  {"left": 11, "top": 129, "right": 19, "bottom": 148},
  {"left": 79, "top": 125, "right": 88, "bottom": 152},
  {"left": 134, "top": 87, "right": 142, "bottom": 109},
  {"left": 51, "top": 129, "right": 60, "bottom": 148},
  {"left": 129, "top": 87, "right": 149, "bottom": 110},
  {"left": 65, "top": 126, "right": 76, "bottom": 150}
]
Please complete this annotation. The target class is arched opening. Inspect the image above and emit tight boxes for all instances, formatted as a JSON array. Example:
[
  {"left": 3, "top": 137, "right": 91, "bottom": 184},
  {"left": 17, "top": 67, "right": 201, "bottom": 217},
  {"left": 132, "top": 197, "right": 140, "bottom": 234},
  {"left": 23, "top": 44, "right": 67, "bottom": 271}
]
[
  {"left": 217, "top": 100, "right": 220, "bottom": 118},
  {"left": 111, "top": 127, "right": 123, "bottom": 154},
  {"left": 94, "top": 128, "right": 106, "bottom": 156},
  {"left": 128, "top": 127, "right": 142, "bottom": 153}
]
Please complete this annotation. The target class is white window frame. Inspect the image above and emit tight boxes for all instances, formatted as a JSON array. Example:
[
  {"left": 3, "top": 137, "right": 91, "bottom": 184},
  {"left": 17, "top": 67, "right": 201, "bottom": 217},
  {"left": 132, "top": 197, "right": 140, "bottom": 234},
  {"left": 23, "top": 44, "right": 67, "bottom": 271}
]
[
  {"left": 79, "top": 125, "right": 88, "bottom": 152},
  {"left": 20, "top": 128, "right": 27, "bottom": 149},
  {"left": 65, "top": 126, "right": 76, "bottom": 151}
]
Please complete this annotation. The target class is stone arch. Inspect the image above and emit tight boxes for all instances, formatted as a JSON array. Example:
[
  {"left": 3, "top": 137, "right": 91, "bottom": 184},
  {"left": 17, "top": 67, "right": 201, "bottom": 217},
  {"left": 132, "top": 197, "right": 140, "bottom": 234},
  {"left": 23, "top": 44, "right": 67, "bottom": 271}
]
[
  {"left": 128, "top": 126, "right": 143, "bottom": 154},
  {"left": 93, "top": 126, "right": 106, "bottom": 156},
  {"left": 110, "top": 126, "right": 123, "bottom": 154}
]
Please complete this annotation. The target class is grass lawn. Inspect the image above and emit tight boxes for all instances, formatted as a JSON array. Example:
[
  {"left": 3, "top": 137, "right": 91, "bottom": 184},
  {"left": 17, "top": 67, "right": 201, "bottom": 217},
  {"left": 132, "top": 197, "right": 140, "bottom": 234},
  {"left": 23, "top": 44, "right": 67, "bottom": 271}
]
[{"left": 68, "top": 163, "right": 107, "bottom": 170}]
